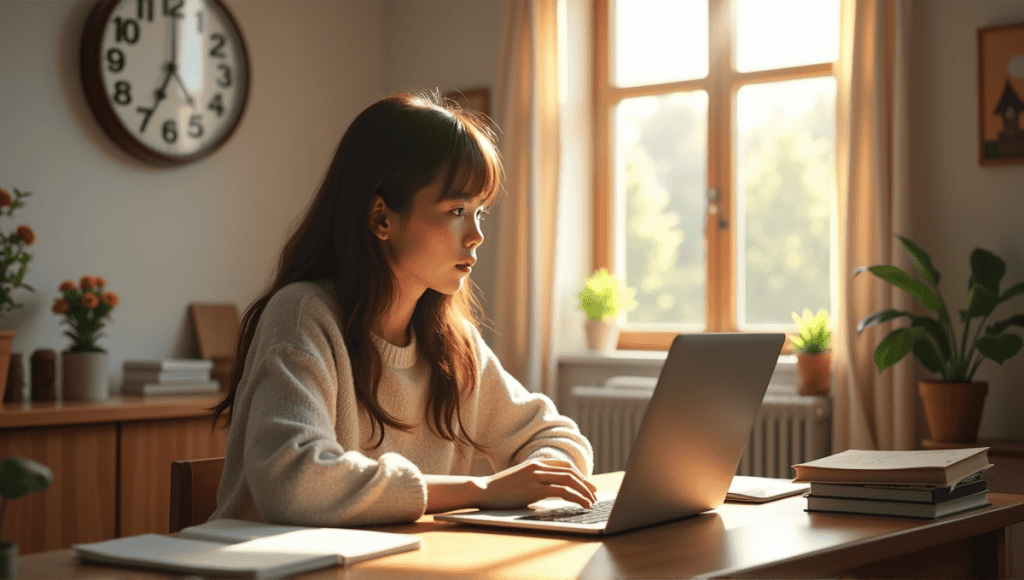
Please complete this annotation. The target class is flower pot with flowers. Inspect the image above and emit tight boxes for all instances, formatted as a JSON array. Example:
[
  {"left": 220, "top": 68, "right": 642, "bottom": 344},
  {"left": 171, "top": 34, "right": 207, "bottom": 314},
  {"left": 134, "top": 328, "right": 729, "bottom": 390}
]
[
  {"left": 791, "top": 309, "right": 832, "bottom": 396},
  {"left": 0, "top": 187, "right": 36, "bottom": 400},
  {"left": 578, "top": 268, "right": 637, "bottom": 353},
  {"left": 0, "top": 456, "right": 52, "bottom": 579},
  {"left": 855, "top": 236, "right": 1024, "bottom": 443},
  {"left": 52, "top": 277, "right": 119, "bottom": 401}
]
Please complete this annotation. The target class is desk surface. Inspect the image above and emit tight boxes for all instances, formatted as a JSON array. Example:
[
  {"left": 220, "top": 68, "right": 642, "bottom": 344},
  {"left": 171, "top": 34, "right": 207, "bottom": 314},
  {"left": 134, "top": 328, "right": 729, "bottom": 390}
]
[{"left": 20, "top": 472, "right": 1024, "bottom": 579}]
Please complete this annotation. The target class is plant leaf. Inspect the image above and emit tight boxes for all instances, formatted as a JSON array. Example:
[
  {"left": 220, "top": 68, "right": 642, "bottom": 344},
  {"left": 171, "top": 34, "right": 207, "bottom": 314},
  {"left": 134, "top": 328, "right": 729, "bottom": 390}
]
[
  {"left": 988, "top": 314, "right": 1024, "bottom": 335},
  {"left": 857, "top": 309, "right": 911, "bottom": 333},
  {"left": 970, "top": 248, "right": 1005, "bottom": 296},
  {"left": 913, "top": 337, "right": 944, "bottom": 374},
  {"left": 898, "top": 236, "right": 940, "bottom": 286},
  {"left": 868, "top": 265, "right": 947, "bottom": 318},
  {"left": 977, "top": 333, "right": 1024, "bottom": 364},
  {"left": 912, "top": 316, "right": 952, "bottom": 359},
  {"left": 965, "top": 282, "right": 1000, "bottom": 318},
  {"left": 1000, "top": 281, "right": 1024, "bottom": 303},
  {"left": 0, "top": 456, "right": 54, "bottom": 500},
  {"left": 874, "top": 327, "right": 923, "bottom": 372}
]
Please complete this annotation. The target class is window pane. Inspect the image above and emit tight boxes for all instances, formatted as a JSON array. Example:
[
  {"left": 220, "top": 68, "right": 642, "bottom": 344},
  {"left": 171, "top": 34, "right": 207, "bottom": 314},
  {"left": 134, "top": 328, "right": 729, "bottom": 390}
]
[
  {"left": 613, "top": 0, "right": 708, "bottom": 87},
  {"left": 735, "top": 0, "right": 840, "bottom": 73},
  {"left": 736, "top": 77, "right": 836, "bottom": 327},
  {"left": 615, "top": 92, "right": 708, "bottom": 327}
]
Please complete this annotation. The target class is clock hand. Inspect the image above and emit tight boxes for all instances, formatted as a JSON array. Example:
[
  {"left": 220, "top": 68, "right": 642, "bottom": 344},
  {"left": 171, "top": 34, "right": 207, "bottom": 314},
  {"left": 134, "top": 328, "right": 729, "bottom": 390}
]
[
  {"left": 167, "top": 13, "right": 195, "bottom": 108},
  {"left": 173, "top": 71, "right": 196, "bottom": 108}
]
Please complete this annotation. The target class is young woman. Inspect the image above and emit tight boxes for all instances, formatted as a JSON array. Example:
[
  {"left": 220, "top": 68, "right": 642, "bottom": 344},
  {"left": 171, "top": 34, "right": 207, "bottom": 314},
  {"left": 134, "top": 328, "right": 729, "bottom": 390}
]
[{"left": 209, "top": 91, "right": 596, "bottom": 527}]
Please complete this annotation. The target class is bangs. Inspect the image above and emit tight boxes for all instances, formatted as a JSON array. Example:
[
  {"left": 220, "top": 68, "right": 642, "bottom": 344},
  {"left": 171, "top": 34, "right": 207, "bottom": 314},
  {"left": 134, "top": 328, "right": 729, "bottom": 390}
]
[{"left": 439, "top": 116, "right": 502, "bottom": 207}]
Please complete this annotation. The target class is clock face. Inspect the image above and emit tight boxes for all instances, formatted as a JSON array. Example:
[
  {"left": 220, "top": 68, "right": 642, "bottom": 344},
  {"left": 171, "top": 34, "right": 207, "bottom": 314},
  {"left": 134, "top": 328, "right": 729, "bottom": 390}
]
[{"left": 80, "top": 0, "right": 250, "bottom": 165}]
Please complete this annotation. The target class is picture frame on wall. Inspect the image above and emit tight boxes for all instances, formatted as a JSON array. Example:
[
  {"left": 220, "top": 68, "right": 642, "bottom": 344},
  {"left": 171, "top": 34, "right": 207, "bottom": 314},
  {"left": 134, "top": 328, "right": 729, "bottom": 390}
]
[
  {"left": 978, "top": 22, "right": 1024, "bottom": 165},
  {"left": 445, "top": 88, "right": 490, "bottom": 120}
]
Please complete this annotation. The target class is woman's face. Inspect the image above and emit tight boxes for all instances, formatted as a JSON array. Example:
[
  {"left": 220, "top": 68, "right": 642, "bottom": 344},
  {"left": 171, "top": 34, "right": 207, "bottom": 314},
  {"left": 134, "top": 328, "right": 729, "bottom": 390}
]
[{"left": 377, "top": 173, "right": 488, "bottom": 300}]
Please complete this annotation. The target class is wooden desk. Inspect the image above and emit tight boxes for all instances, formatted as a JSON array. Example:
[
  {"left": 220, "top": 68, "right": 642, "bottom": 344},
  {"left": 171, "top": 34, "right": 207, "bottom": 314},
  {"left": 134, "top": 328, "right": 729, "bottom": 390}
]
[{"left": 19, "top": 472, "right": 1024, "bottom": 579}]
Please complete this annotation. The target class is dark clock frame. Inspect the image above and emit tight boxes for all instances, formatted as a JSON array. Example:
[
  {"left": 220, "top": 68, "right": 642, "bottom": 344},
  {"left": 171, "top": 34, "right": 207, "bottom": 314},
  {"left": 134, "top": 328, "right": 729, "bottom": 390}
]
[{"left": 79, "top": 0, "right": 251, "bottom": 166}]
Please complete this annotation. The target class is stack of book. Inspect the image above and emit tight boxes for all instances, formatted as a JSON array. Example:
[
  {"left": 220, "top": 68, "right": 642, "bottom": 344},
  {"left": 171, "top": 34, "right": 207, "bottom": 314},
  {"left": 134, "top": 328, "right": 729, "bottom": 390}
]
[
  {"left": 122, "top": 359, "right": 219, "bottom": 396},
  {"left": 793, "top": 447, "right": 992, "bottom": 519}
]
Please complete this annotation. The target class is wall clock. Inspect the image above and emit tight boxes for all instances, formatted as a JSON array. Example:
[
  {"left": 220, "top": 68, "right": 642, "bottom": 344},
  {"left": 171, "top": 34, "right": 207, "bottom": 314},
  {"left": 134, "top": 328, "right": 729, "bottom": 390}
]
[{"left": 80, "top": 0, "right": 250, "bottom": 165}]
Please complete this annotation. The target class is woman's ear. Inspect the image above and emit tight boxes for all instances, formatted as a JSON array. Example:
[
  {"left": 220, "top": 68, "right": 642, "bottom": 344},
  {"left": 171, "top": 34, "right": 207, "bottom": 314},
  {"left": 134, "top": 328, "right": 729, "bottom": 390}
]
[{"left": 369, "top": 196, "right": 391, "bottom": 240}]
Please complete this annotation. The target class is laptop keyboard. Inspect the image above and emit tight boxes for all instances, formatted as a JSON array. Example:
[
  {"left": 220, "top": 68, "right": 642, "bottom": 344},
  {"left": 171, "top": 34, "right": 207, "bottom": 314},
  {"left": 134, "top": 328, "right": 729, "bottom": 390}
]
[{"left": 519, "top": 500, "right": 615, "bottom": 524}]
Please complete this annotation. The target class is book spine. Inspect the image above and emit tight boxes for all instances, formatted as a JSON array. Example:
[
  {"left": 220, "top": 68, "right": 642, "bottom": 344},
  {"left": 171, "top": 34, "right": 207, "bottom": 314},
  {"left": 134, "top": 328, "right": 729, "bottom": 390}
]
[
  {"left": 123, "top": 360, "right": 214, "bottom": 372},
  {"left": 123, "top": 381, "right": 220, "bottom": 395},
  {"left": 124, "top": 370, "right": 211, "bottom": 383}
]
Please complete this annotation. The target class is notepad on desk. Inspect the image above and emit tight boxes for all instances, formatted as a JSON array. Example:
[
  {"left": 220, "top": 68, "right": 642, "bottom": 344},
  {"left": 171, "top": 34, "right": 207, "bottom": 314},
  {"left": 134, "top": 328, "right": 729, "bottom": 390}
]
[
  {"left": 74, "top": 519, "right": 421, "bottom": 579},
  {"left": 726, "top": 475, "right": 810, "bottom": 503}
]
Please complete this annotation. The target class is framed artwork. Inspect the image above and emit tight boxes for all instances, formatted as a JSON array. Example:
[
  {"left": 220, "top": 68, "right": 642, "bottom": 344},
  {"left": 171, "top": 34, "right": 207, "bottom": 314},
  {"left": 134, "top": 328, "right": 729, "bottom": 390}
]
[
  {"left": 445, "top": 88, "right": 490, "bottom": 119},
  {"left": 978, "top": 22, "right": 1024, "bottom": 165}
]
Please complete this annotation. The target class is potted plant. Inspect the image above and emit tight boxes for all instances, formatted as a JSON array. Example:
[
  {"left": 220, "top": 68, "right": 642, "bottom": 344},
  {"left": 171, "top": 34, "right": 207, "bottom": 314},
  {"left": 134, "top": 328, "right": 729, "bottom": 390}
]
[
  {"left": 577, "top": 268, "right": 637, "bottom": 353},
  {"left": 791, "top": 309, "right": 832, "bottom": 396},
  {"left": 52, "top": 276, "right": 120, "bottom": 401},
  {"left": 0, "top": 456, "right": 53, "bottom": 579},
  {"left": 855, "top": 236, "right": 1024, "bottom": 442},
  {"left": 0, "top": 187, "right": 36, "bottom": 399}
]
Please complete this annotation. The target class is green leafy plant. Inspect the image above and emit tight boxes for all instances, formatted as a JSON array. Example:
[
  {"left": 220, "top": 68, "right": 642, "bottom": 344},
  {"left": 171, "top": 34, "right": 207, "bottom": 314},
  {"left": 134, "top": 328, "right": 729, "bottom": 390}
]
[
  {"left": 0, "top": 187, "right": 36, "bottom": 316},
  {"left": 0, "top": 457, "right": 53, "bottom": 538},
  {"left": 52, "top": 276, "right": 120, "bottom": 353},
  {"left": 578, "top": 268, "right": 637, "bottom": 321},
  {"left": 791, "top": 309, "right": 831, "bottom": 353},
  {"left": 855, "top": 236, "right": 1024, "bottom": 381}
]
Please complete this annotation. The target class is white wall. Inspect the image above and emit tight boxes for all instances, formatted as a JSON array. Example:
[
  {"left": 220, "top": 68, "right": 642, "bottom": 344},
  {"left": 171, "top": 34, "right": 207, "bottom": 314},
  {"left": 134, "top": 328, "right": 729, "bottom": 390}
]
[
  {"left": 909, "top": 0, "right": 1024, "bottom": 441},
  {"left": 0, "top": 0, "right": 384, "bottom": 397}
]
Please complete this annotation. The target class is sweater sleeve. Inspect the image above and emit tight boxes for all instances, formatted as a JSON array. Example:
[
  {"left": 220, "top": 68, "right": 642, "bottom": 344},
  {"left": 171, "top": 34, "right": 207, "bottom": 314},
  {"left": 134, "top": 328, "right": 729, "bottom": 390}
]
[
  {"left": 469, "top": 329, "right": 594, "bottom": 477},
  {"left": 238, "top": 293, "right": 427, "bottom": 527}
]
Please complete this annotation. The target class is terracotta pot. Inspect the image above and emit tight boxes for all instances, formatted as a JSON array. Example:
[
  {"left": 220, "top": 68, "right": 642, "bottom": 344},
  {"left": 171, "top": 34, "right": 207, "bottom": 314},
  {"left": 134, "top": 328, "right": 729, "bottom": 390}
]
[
  {"left": 584, "top": 319, "right": 619, "bottom": 353},
  {"left": 0, "top": 330, "right": 13, "bottom": 403},
  {"left": 796, "top": 350, "right": 831, "bottom": 396},
  {"left": 918, "top": 380, "right": 987, "bottom": 443}
]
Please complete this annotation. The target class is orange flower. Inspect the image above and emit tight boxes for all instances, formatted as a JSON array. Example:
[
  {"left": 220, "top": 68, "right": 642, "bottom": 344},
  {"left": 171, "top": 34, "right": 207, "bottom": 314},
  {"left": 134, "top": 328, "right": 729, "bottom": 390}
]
[
  {"left": 59, "top": 280, "right": 76, "bottom": 293},
  {"left": 0, "top": 188, "right": 11, "bottom": 208},
  {"left": 52, "top": 299, "right": 70, "bottom": 314},
  {"left": 95, "top": 276, "right": 106, "bottom": 288},
  {"left": 80, "top": 276, "right": 97, "bottom": 290},
  {"left": 81, "top": 293, "right": 100, "bottom": 309},
  {"left": 101, "top": 292, "right": 118, "bottom": 307},
  {"left": 16, "top": 225, "right": 34, "bottom": 245}
]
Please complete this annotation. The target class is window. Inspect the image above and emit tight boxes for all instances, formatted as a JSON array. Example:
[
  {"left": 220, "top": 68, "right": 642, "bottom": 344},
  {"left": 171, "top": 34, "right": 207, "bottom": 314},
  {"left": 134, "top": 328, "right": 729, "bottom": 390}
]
[{"left": 594, "top": 0, "right": 840, "bottom": 349}]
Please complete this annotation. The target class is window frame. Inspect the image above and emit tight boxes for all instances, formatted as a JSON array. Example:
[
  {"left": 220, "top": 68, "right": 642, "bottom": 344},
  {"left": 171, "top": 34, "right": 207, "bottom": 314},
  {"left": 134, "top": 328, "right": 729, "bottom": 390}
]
[{"left": 593, "top": 0, "right": 837, "bottom": 351}]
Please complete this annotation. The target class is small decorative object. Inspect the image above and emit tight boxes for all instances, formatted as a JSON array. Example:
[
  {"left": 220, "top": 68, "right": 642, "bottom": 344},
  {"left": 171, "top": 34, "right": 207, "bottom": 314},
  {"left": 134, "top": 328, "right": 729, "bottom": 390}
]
[
  {"left": 29, "top": 349, "right": 56, "bottom": 403},
  {"left": 791, "top": 309, "right": 832, "bottom": 396},
  {"left": 0, "top": 187, "right": 35, "bottom": 393},
  {"left": 578, "top": 268, "right": 637, "bottom": 353},
  {"left": 2, "top": 354, "right": 22, "bottom": 404},
  {"left": 0, "top": 456, "right": 53, "bottom": 579},
  {"left": 855, "top": 236, "right": 1024, "bottom": 442},
  {"left": 52, "top": 277, "right": 120, "bottom": 401},
  {"left": 977, "top": 22, "right": 1024, "bottom": 165}
]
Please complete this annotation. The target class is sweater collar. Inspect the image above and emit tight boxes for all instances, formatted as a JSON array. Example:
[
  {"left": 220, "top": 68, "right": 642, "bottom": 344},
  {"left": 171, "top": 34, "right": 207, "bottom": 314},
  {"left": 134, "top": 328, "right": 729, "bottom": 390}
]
[{"left": 371, "top": 329, "right": 418, "bottom": 369}]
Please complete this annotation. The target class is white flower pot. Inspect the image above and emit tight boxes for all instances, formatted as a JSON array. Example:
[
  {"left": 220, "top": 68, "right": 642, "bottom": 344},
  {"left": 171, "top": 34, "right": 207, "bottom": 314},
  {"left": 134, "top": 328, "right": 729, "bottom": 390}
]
[
  {"left": 584, "top": 319, "right": 619, "bottom": 353},
  {"left": 62, "top": 351, "right": 109, "bottom": 401}
]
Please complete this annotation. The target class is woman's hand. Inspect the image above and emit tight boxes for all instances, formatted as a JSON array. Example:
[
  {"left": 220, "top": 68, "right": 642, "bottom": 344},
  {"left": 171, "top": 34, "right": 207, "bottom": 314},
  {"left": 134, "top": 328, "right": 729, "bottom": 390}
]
[{"left": 472, "top": 459, "right": 598, "bottom": 510}]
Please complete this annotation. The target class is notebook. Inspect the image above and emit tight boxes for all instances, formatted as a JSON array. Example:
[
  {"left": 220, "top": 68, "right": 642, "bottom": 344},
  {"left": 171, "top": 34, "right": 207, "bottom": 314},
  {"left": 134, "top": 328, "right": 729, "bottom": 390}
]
[{"left": 435, "top": 332, "right": 785, "bottom": 535}]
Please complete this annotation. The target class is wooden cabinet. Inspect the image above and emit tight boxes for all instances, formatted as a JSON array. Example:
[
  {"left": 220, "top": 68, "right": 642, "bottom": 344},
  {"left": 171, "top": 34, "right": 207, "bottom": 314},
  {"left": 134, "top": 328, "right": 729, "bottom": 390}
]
[{"left": 0, "top": 394, "right": 227, "bottom": 554}]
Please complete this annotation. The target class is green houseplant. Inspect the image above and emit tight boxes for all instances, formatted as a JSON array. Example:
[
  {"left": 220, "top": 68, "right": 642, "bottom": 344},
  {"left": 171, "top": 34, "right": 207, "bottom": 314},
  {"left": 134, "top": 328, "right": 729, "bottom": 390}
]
[
  {"left": 578, "top": 268, "right": 637, "bottom": 352},
  {"left": 791, "top": 309, "right": 832, "bottom": 396},
  {"left": 855, "top": 236, "right": 1024, "bottom": 442},
  {"left": 0, "top": 456, "right": 53, "bottom": 579},
  {"left": 0, "top": 187, "right": 36, "bottom": 401}
]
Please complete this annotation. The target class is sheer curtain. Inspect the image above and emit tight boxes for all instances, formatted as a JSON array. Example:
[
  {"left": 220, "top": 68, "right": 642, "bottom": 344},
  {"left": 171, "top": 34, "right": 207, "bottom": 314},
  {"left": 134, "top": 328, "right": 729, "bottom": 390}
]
[{"left": 832, "top": 0, "right": 915, "bottom": 452}]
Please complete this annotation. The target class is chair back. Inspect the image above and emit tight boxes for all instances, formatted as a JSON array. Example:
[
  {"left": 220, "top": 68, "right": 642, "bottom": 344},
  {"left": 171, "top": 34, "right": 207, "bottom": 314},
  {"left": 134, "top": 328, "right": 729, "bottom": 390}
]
[{"left": 169, "top": 456, "right": 225, "bottom": 533}]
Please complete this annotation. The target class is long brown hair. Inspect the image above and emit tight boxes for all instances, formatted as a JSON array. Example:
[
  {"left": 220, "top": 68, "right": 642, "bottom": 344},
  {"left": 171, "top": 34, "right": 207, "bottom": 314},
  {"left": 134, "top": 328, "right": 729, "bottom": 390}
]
[{"left": 210, "top": 91, "right": 501, "bottom": 452}]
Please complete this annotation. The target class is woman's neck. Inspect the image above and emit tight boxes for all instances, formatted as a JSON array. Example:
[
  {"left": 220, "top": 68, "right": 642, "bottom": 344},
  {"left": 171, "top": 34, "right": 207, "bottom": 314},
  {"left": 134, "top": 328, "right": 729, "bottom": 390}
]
[{"left": 377, "top": 289, "right": 419, "bottom": 347}]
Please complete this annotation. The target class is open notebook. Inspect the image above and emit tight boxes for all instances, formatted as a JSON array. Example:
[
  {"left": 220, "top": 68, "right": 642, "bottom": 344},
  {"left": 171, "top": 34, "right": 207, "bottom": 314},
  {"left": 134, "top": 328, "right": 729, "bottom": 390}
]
[{"left": 74, "top": 518, "right": 421, "bottom": 579}]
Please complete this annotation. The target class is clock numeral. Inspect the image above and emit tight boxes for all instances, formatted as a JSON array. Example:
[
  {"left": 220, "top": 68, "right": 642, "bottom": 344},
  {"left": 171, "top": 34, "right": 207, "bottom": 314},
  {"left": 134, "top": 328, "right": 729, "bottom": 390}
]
[
  {"left": 208, "top": 93, "right": 224, "bottom": 117},
  {"left": 136, "top": 0, "right": 154, "bottom": 22},
  {"left": 113, "top": 81, "right": 132, "bottom": 106},
  {"left": 216, "top": 64, "right": 232, "bottom": 88},
  {"left": 106, "top": 48, "right": 125, "bottom": 73},
  {"left": 210, "top": 33, "right": 227, "bottom": 58},
  {"left": 188, "top": 115, "right": 204, "bottom": 139},
  {"left": 113, "top": 17, "right": 140, "bottom": 44},
  {"left": 136, "top": 107, "right": 155, "bottom": 133},
  {"left": 162, "top": 0, "right": 183, "bottom": 18},
  {"left": 162, "top": 119, "right": 178, "bottom": 143}
]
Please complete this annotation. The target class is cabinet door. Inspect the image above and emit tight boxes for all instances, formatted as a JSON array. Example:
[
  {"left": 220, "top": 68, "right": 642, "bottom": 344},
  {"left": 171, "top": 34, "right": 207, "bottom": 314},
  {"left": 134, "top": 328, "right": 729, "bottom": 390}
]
[
  {"left": 119, "top": 416, "right": 228, "bottom": 536},
  {"left": 0, "top": 424, "right": 117, "bottom": 553}
]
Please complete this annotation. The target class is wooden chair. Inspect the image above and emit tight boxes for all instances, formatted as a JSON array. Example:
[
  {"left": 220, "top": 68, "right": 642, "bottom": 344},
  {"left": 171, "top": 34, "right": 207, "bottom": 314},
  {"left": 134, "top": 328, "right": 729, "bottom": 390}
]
[{"left": 169, "top": 456, "right": 225, "bottom": 533}]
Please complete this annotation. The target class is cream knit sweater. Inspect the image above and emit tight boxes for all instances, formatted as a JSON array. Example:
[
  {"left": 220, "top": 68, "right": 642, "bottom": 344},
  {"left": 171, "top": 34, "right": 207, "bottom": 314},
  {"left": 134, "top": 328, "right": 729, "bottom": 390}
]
[{"left": 209, "top": 282, "right": 593, "bottom": 527}]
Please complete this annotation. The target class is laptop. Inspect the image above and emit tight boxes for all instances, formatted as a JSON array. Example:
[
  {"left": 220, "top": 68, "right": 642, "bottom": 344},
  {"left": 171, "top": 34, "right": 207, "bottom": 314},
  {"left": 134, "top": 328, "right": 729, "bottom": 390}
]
[{"left": 435, "top": 332, "right": 785, "bottom": 535}]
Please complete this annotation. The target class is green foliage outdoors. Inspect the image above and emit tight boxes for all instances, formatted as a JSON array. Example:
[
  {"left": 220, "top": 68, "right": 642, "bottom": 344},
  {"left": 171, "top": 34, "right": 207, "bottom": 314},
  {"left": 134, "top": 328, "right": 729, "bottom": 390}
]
[
  {"left": 578, "top": 269, "right": 637, "bottom": 321},
  {"left": 790, "top": 308, "right": 831, "bottom": 353},
  {"left": 855, "top": 237, "right": 1024, "bottom": 382},
  {"left": 0, "top": 456, "right": 53, "bottom": 537}
]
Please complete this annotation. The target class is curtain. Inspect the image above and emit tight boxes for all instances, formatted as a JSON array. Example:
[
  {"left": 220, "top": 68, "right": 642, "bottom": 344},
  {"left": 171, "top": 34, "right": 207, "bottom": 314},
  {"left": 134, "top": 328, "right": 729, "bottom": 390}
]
[
  {"left": 832, "top": 0, "right": 915, "bottom": 452},
  {"left": 491, "top": 0, "right": 563, "bottom": 397}
]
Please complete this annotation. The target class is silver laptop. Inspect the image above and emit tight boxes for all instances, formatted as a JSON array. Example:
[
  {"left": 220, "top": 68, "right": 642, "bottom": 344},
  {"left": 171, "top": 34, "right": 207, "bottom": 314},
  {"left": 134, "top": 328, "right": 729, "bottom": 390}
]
[{"left": 435, "top": 333, "right": 785, "bottom": 535}]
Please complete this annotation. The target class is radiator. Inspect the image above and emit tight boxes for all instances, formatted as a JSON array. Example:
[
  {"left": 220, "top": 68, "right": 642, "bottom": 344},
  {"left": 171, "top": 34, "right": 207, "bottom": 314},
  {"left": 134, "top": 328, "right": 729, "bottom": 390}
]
[{"left": 570, "top": 378, "right": 831, "bottom": 478}]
